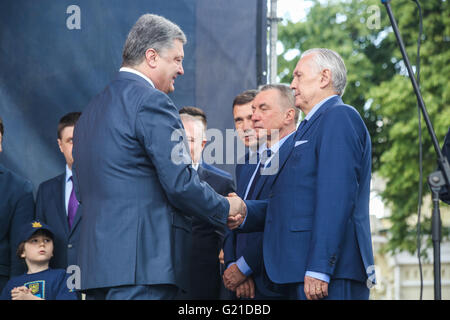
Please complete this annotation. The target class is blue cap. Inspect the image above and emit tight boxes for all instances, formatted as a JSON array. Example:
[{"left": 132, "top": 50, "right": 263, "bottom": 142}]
[{"left": 19, "top": 221, "right": 54, "bottom": 244}]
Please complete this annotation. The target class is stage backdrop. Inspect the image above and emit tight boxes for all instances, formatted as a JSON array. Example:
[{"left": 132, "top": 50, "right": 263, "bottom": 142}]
[{"left": 0, "top": 0, "right": 267, "bottom": 193}]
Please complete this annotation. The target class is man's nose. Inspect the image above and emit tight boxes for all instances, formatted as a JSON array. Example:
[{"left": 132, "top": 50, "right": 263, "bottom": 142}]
[
  {"left": 178, "top": 63, "right": 184, "bottom": 75},
  {"left": 290, "top": 78, "right": 297, "bottom": 90}
]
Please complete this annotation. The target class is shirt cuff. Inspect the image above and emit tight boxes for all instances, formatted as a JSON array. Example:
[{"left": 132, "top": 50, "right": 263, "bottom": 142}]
[
  {"left": 305, "top": 271, "right": 330, "bottom": 283},
  {"left": 238, "top": 210, "right": 248, "bottom": 228},
  {"left": 236, "top": 256, "right": 253, "bottom": 276}
]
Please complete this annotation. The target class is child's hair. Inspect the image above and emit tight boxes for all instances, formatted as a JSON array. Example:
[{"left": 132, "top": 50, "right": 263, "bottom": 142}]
[{"left": 16, "top": 229, "right": 54, "bottom": 259}]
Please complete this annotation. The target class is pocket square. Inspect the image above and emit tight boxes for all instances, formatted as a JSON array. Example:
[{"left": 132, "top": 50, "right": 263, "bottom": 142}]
[{"left": 295, "top": 140, "right": 308, "bottom": 147}]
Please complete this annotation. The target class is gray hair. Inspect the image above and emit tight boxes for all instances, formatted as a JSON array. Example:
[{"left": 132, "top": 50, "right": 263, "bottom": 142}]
[
  {"left": 260, "top": 84, "right": 299, "bottom": 123},
  {"left": 301, "top": 48, "right": 347, "bottom": 96},
  {"left": 122, "top": 14, "right": 187, "bottom": 66}
]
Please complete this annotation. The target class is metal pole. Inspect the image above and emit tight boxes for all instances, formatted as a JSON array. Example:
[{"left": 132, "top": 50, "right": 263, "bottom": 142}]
[{"left": 268, "top": 0, "right": 278, "bottom": 84}]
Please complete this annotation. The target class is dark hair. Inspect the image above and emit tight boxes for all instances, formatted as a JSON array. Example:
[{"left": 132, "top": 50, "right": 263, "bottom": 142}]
[
  {"left": 232, "top": 90, "right": 258, "bottom": 110},
  {"left": 179, "top": 106, "right": 207, "bottom": 129},
  {"left": 57, "top": 112, "right": 81, "bottom": 139},
  {"left": 0, "top": 116, "right": 3, "bottom": 136},
  {"left": 16, "top": 229, "right": 54, "bottom": 259}
]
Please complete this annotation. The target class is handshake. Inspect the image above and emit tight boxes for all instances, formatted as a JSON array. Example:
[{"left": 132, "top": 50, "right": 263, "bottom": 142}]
[{"left": 226, "top": 193, "right": 246, "bottom": 230}]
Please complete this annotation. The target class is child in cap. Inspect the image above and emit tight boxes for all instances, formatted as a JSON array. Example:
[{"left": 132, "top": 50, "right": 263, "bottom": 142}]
[{"left": 0, "top": 221, "right": 77, "bottom": 300}]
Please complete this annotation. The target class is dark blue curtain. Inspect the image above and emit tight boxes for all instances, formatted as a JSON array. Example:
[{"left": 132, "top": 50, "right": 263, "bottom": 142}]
[{"left": 0, "top": 0, "right": 266, "bottom": 193}]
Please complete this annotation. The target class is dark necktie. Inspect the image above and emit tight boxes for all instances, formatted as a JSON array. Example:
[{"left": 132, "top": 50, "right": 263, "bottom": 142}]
[
  {"left": 246, "top": 149, "right": 272, "bottom": 200},
  {"left": 68, "top": 176, "right": 78, "bottom": 230}
]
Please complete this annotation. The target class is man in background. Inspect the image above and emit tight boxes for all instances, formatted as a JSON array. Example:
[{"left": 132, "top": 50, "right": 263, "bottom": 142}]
[
  {"left": 179, "top": 106, "right": 233, "bottom": 180},
  {"left": 35, "top": 112, "right": 82, "bottom": 269},
  {"left": 223, "top": 86, "right": 298, "bottom": 299},
  {"left": 179, "top": 107, "right": 235, "bottom": 299},
  {"left": 0, "top": 116, "right": 35, "bottom": 292}
]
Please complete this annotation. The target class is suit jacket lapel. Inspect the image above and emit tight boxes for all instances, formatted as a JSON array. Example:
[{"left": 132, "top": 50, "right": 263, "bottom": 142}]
[
  {"left": 236, "top": 163, "right": 255, "bottom": 198},
  {"left": 57, "top": 173, "right": 70, "bottom": 235},
  {"left": 295, "top": 95, "right": 342, "bottom": 141},
  {"left": 250, "top": 132, "right": 296, "bottom": 200}
]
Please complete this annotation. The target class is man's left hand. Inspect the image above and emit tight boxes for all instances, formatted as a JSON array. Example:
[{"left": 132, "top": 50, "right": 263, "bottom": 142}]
[
  {"left": 304, "top": 275, "right": 328, "bottom": 300},
  {"left": 223, "top": 264, "right": 247, "bottom": 291}
]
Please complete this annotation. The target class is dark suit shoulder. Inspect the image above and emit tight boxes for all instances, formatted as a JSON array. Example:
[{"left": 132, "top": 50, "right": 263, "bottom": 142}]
[
  {"left": 199, "top": 167, "right": 235, "bottom": 195},
  {"left": 38, "top": 173, "right": 65, "bottom": 190},
  {"left": 0, "top": 165, "right": 33, "bottom": 195}
]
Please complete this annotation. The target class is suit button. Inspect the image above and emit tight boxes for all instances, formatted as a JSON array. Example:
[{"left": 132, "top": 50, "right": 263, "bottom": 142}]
[
  {"left": 329, "top": 255, "right": 337, "bottom": 265},
  {"left": 68, "top": 244, "right": 73, "bottom": 249}
]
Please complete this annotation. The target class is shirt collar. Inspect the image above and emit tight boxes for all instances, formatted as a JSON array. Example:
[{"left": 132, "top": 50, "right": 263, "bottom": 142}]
[
  {"left": 119, "top": 67, "right": 155, "bottom": 88},
  {"left": 304, "top": 95, "right": 338, "bottom": 121},
  {"left": 261, "top": 129, "right": 296, "bottom": 155}
]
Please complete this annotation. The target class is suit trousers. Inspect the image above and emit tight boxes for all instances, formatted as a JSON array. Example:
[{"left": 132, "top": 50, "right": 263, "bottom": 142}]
[
  {"left": 291, "top": 279, "right": 369, "bottom": 300},
  {"left": 0, "top": 275, "right": 8, "bottom": 293},
  {"left": 85, "top": 284, "right": 179, "bottom": 300}
]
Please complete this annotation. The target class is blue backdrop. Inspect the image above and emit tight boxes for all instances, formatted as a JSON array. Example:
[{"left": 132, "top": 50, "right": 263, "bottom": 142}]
[{"left": 0, "top": 0, "right": 266, "bottom": 193}]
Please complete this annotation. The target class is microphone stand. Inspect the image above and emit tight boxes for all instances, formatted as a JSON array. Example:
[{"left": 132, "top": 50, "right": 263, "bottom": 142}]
[{"left": 381, "top": 0, "right": 450, "bottom": 300}]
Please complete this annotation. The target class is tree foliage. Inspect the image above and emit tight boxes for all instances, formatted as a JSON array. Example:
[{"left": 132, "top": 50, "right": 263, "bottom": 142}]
[{"left": 277, "top": 0, "right": 449, "bottom": 254}]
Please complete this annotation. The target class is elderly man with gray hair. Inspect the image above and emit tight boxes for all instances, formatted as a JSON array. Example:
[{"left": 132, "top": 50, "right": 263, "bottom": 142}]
[
  {"left": 235, "top": 48, "right": 375, "bottom": 300},
  {"left": 73, "top": 14, "right": 246, "bottom": 300}
]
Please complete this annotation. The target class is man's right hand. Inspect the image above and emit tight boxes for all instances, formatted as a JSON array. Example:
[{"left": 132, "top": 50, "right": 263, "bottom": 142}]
[
  {"left": 226, "top": 193, "right": 246, "bottom": 229},
  {"left": 236, "top": 277, "right": 255, "bottom": 299}
]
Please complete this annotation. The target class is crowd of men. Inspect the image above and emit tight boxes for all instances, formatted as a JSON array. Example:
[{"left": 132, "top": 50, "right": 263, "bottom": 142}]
[{"left": 0, "top": 13, "right": 379, "bottom": 300}]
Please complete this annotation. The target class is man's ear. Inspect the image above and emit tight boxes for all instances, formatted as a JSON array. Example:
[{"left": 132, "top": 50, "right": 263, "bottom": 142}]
[
  {"left": 319, "top": 68, "right": 332, "bottom": 89},
  {"left": 285, "top": 108, "right": 296, "bottom": 123},
  {"left": 57, "top": 139, "right": 63, "bottom": 153},
  {"left": 145, "top": 48, "right": 159, "bottom": 68}
]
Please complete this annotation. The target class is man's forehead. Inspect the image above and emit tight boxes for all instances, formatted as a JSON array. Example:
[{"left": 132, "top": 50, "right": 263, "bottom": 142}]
[
  {"left": 254, "top": 89, "right": 278, "bottom": 105},
  {"left": 161, "top": 39, "right": 184, "bottom": 57},
  {"left": 233, "top": 102, "right": 253, "bottom": 116}
]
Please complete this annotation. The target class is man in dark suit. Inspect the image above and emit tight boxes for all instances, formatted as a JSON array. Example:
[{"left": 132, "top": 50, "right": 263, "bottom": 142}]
[
  {"left": 179, "top": 106, "right": 233, "bottom": 181},
  {"left": 178, "top": 108, "right": 236, "bottom": 299},
  {"left": 72, "top": 14, "right": 245, "bottom": 300},
  {"left": 223, "top": 89, "right": 259, "bottom": 299},
  {"left": 35, "top": 112, "right": 82, "bottom": 270},
  {"left": 223, "top": 86, "right": 298, "bottom": 300},
  {"left": 238, "top": 49, "right": 375, "bottom": 300},
  {"left": 0, "top": 116, "right": 35, "bottom": 291}
]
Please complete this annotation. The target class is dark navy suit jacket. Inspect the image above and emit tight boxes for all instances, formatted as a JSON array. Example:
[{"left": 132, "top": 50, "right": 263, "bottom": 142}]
[
  {"left": 35, "top": 172, "right": 81, "bottom": 269},
  {"left": 242, "top": 96, "right": 375, "bottom": 290},
  {"left": 223, "top": 151, "right": 284, "bottom": 298},
  {"left": 72, "top": 71, "right": 229, "bottom": 292},
  {"left": 186, "top": 165, "right": 235, "bottom": 299},
  {"left": 0, "top": 164, "right": 34, "bottom": 280}
]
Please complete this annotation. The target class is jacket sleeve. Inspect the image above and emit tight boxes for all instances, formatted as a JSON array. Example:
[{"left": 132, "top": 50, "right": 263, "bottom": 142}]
[
  {"left": 135, "top": 90, "right": 229, "bottom": 227},
  {"left": 238, "top": 199, "right": 268, "bottom": 233},
  {"left": 10, "top": 180, "right": 35, "bottom": 277}
]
